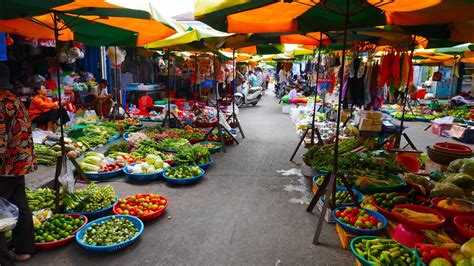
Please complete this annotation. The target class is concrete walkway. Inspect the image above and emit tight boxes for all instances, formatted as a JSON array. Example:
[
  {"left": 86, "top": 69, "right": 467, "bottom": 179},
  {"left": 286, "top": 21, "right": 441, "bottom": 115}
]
[{"left": 23, "top": 93, "right": 354, "bottom": 265}]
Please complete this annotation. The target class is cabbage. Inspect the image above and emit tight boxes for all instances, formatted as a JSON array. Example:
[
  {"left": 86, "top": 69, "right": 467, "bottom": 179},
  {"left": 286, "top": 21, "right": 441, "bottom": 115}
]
[
  {"left": 79, "top": 162, "right": 101, "bottom": 173},
  {"left": 83, "top": 156, "right": 104, "bottom": 166},
  {"left": 131, "top": 165, "right": 143, "bottom": 174},
  {"left": 145, "top": 165, "right": 156, "bottom": 174},
  {"left": 154, "top": 160, "right": 164, "bottom": 169},
  {"left": 85, "top": 152, "right": 105, "bottom": 159}
]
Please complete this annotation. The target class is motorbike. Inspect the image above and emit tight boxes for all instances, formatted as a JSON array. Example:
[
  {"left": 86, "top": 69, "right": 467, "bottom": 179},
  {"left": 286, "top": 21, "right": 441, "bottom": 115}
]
[{"left": 234, "top": 81, "right": 263, "bottom": 107}]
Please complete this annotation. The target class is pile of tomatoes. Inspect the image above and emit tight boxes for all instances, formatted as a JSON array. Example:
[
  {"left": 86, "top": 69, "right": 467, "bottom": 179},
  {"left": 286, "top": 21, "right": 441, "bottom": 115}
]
[
  {"left": 415, "top": 243, "right": 451, "bottom": 265},
  {"left": 334, "top": 206, "right": 383, "bottom": 230},
  {"left": 114, "top": 193, "right": 168, "bottom": 217}
]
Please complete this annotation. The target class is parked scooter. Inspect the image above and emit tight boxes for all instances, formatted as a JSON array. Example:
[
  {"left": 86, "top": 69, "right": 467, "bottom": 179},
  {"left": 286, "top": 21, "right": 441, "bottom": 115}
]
[{"left": 234, "top": 81, "right": 263, "bottom": 107}]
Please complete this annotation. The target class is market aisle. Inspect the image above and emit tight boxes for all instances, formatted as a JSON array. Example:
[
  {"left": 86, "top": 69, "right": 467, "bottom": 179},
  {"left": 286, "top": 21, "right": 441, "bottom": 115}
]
[{"left": 23, "top": 93, "right": 353, "bottom": 265}]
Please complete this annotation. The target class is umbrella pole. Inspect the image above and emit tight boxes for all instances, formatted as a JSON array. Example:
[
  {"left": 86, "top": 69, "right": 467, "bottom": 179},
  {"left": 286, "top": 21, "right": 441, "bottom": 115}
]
[
  {"left": 394, "top": 38, "right": 416, "bottom": 149},
  {"left": 307, "top": 0, "right": 360, "bottom": 245},
  {"left": 289, "top": 34, "right": 323, "bottom": 161},
  {"left": 229, "top": 48, "right": 245, "bottom": 138},
  {"left": 162, "top": 50, "right": 182, "bottom": 128},
  {"left": 52, "top": 12, "right": 66, "bottom": 212}
]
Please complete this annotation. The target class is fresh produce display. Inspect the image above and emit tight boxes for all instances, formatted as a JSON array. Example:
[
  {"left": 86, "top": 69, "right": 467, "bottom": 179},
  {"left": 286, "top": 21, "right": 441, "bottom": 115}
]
[
  {"left": 314, "top": 175, "right": 344, "bottom": 186},
  {"left": 392, "top": 207, "right": 442, "bottom": 223},
  {"left": 107, "top": 142, "right": 131, "bottom": 154},
  {"left": 331, "top": 190, "right": 360, "bottom": 205},
  {"left": 303, "top": 137, "right": 361, "bottom": 172},
  {"left": 372, "top": 192, "right": 410, "bottom": 211},
  {"left": 394, "top": 112, "right": 417, "bottom": 120},
  {"left": 415, "top": 243, "right": 453, "bottom": 265},
  {"left": 352, "top": 174, "right": 403, "bottom": 190},
  {"left": 81, "top": 216, "right": 138, "bottom": 246},
  {"left": 165, "top": 165, "right": 202, "bottom": 179},
  {"left": 34, "top": 144, "right": 62, "bottom": 165},
  {"left": 126, "top": 132, "right": 149, "bottom": 144},
  {"left": 175, "top": 144, "right": 210, "bottom": 165},
  {"left": 114, "top": 193, "right": 167, "bottom": 217},
  {"left": 107, "top": 152, "right": 136, "bottom": 165},
  {"left": 64, "top": 184, "right": 116, "bottom": 213},
  {"left": 334, "top": 207, "right": 383, "bottom": 230},
  {"left": 449, "top": 109, "right": 472, "bottom": 120},
  {"left": 200, "top": 142, "right": 221, "bottom": 150},
  {"left": 126, "top": 155, "right": 169, "bottom": 174},
  {"left": 352, "top": 237, "right": 417, "bottom": 266},
  {"left": 79, "top": 152, "right": 124, "bottom": 173},
  {"left": 34, "top": 214, "right": 85, "bottom": 243},
  {"left": 437, "top": 198, "right": 472, "bottom": 212},
  {"left": 75, "top": 124, "right": 117, "bottom": 149},
  {"left": 157, "top": 138, "right": 190, "bottom": 151},
  {"left": 26, "top": 187, "right": 56, "bottom": 212}
]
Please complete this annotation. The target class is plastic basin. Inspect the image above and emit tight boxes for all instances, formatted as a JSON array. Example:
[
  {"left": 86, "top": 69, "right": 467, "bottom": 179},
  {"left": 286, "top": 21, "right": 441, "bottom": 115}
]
[
  {"left": 163, "top": 167, "right": 205, "bottom": 186},
  {"left": 65, "top": 195, "right": 118, "bottom": 220},
  {"left": 353, "top": 175, "right": 405, "bottom": 194},
  {"left": 392, "top": 204, "right": 445, "bottom": 231},
  {"left": 392, "top": 223, "right": 427, "bottom": 249},
  {"left": 395, "top": 154, "right": 420, "bottom": 173},
  {"left": 123, "top": 163, "right": 167, "bottom": 182},
  {"left": 350, "top": 236, "right": 417, "bottom": 266},
  {"left": 433, "top": 142, "right": 472, "bottom": 154},
  {"left": 371, "top": 193, "right": 429, "bottom": 222},
  {"left": 35, "top": 214, "right": 88, "bottom": 250},
  {"left": 113, "top": 195, "right": 168, "bottom": 222},
  {"left": 75, "top": 215, "right": 144, "bottom": 253},
  {"left": 332, "top": 206, "right": 387, "bottom": 235},
  {"left": 431, "top": 197, "right": 474, "bottom": 221},
  {"left": 321, "top": 188, "right": 364, "bottom": 207},
  {"left": 454, "top": 215, "right": 474, "bottom": 238}
]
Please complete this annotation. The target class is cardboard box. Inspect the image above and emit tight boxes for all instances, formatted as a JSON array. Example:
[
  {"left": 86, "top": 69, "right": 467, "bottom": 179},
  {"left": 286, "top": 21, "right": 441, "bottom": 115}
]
[
  {"left": 372, "top": 112, "right": 382, "bottom": 119},
  {"left": 372, "top": 119, "right": 383, "bottom": 125},
  {"left": 372, "top": 124, "right": 382, "bottom": 131}
]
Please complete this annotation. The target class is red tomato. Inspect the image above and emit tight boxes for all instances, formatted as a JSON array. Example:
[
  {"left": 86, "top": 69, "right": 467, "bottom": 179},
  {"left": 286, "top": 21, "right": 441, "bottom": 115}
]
[
  {"left": 116, "top": 208, "right": 123, "bottom": 214},
  {"left": 430, "top": 248, "right": 440, "bottom": 258},
  {"left": 422, "top": 251, "right": 431, "bottom": 262},
  {"left": 349, "top": 217, "right": 357, "bottom": 225},
  {"left": 361, "top": 218, "right": 368, "bottom": 223},
  {"left": 352, "top": 207, "right": 359, "bottom": 213},
  {"left": 160, "top": 199, "right": 166, "bottom": 205},
  {"left": 340, "top": 212, "right": 347, "bottom": 218},
  {"left": 421, "top": 245, "right": 431, "bottom": 252}
]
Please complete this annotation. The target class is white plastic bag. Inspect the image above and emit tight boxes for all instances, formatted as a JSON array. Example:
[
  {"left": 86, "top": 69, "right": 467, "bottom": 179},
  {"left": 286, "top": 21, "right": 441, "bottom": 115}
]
[
  {"left": 0, "top": 197, "right": 19, "bottom": 232},
  {"left": 58, "top": 157, "right": 75, "bottom": 193}
]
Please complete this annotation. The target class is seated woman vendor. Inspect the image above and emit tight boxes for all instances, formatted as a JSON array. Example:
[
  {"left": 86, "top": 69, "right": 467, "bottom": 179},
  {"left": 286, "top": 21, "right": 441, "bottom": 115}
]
[
  {"left": 29, "top": 85, "right": 70, "bottom": 131},
  {"left": 287, "top": 85, "right": 300, "bottom": 100},
  {"left": 87, "top": 79, "right": 112, "bottom": 117}
]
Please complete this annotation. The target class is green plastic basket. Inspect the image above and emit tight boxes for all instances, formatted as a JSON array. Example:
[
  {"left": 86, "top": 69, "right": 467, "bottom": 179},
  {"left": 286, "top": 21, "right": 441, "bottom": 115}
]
[{"left": 353, "top": 175, "right": 405, "bottom": 194}]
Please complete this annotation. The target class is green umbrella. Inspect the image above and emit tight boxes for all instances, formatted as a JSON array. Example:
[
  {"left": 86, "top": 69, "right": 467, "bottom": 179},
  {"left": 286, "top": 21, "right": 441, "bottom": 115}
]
[{"left": 0, "top": 0, "right": 72, "bottom": 19}]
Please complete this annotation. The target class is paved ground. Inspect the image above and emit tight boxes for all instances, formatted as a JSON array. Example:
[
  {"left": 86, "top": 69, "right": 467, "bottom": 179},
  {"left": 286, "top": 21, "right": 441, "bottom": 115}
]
[{"left": 23, "top": 92, "right": 356, "bottom": 265}]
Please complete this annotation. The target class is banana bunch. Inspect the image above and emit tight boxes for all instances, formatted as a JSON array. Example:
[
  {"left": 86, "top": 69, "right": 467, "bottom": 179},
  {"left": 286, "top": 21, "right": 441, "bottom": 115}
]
[{"left": 392, "top": 208, "right": 441, "bottom": 223}]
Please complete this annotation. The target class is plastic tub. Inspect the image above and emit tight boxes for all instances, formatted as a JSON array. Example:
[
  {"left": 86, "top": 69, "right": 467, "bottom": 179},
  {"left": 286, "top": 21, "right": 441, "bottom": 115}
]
[
  {"left": 454, "top": 215, "right": 474, "bottom": 238},
  {"left": 395, "top": 154, "right": 420, "bottom": 173},
  {"left": 353, "top": 175, "right": 405, "bottom": 194},
  {"left": 332, "top": 207, "right": 387, "bottom": 235},
  {"left": 321, "top": 188, "right": 364, "bottom": 207},
  {"left": 392, "top": 204, "right": 445, "bottom": 231},
  {"left": 35, "top": 214, "right": 88, "bottom": 250},
  {"left": 196, "top": 141, "right": 222, "bottom": 154},
  {"left": 196, "top": 158, "right": 213, "bottom": 171},
  {"left": 433, "top": 142, "right": 472, "bottom": 154},
  {"left": 112, "top": 196, "right": 168, "bottom": 222},
  {"left": 163, "top": 167, "right": 205, "bottom": 186},
  {"left": 431, "top": 197, "right": 474, "bottom": 221},
  {"left": 392, "top": 223, "right": 427, "bottom": 248},
  {"left": 123, "top": 164, "right": 167, "bottom": 182},
  {"left": 350, "top": 236, "right": 417, "bottom": 266},
  {"left": 75, "top": 215, "right": 144, "bottom": 253},
  {"left": 85, "top": 168, "right": 124, "bottom": 181}
]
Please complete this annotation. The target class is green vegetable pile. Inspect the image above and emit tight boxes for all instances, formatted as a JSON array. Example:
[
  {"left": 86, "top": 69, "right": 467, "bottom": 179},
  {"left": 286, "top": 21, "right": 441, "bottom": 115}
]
[
  {"left": 64, "top": 184, "right": 116, "bottom": 212},
  {"left": 106, "top": 142, "right": 131, "bottom": 154},
  {"left": 35, "top": 144, "right": 61, "bottom": 165},
  {"left": 157, "top": 138, "right": 190, "bottom": 151},
  {"left": 303, "top": 137, "right": 361, "bottom": 173},
  {"left": 130, "top": 139, "right": 162, "bottom": 159},
  {"left": 76, "top": 125, "right": 117, "bottom": 150},
  {"left": 430, "top": 158, "right": 474, "bottom": 200},
  {"left": 315, "top": 175, "right": 344, "bottom": 186},
  {"left": 35, "top": 214, "right": 85, "bottom": 243},
  {"left": 26, "top": 187, "right": 56, "bottom": 212},
  {"left": 372, "top": 192, "right": 409, "bottom": 210},
  {"left": 352, "top": 238, "right": 416, "bottom": 266},
  {"left": 166, "top": 166, "right": 202, "bottom": 179},
  {"left": 175, "top": 144, "right": 210, "bottom": 165},
  {"left": 81, "top": 216, "right": 138, "bottom": 246}
]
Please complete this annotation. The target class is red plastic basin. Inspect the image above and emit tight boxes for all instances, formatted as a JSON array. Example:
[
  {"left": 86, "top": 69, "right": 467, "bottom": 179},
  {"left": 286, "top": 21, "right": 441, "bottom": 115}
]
[
  {"left": 392, "top": 204, "right": 445, "bottom": 231},
  {"left": 454, "top": 215, "right": 474, "bottom": 238},
  {"left": 433, "top": 142, "right": 472, "bottom": 154},
  {"left": 431, "top": 197, "right": 474, "bottom": 221},
  {"left": 395, "top": 154, "right": 421, "bottom": 173},
  {"left": 35, "top": 214, "right": 88, "bottom": 250}
]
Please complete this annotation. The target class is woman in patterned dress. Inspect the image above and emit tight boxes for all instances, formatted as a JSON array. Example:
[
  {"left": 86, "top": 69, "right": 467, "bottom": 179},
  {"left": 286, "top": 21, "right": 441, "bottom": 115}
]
[{"left": 0, "top": 63, "right": 36, "bottom": 265}]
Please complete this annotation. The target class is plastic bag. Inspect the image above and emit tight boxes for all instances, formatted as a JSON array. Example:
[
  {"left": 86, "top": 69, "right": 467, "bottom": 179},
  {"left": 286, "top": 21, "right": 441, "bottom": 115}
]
[
  {"left": 0, "top": 197, "right": 19, "bottom": 232},
  {"left": 58, "top": 157, "right": 75, "bottom": 193},
  {"left": 431, "top": 182, "right": 465, "bottom": 198}
]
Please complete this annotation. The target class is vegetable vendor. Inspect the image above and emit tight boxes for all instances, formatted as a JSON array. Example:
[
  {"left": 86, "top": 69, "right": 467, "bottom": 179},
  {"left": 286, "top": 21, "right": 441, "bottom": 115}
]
[
  {"left": 28, "top": 84, "right": 70, "bottom": 131},
  {"left": 0, "top": 64, "right": 36, "bottom": 265},
  {"left": 87, "top": 79, "right": 112, "bottom": 117},
  {"left": 287, "top": 85, "right": 301, "bottom": 101}
]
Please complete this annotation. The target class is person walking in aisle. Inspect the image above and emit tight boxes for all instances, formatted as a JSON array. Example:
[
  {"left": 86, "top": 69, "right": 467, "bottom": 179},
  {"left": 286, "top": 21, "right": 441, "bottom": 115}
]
[{"left": 0, "top": 64, "right": 36, "bottom": 266}]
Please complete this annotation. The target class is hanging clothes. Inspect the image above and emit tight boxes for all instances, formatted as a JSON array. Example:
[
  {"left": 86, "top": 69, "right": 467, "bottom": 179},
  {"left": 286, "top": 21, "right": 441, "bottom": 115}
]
[
  {"left": 347, "top": 58, "right": 365, "bottom": 107},
  {"left": 400, "top": 52, "right": 410, "bottom": 87},
  {"left": 378, "top": 52, "right": 394, "bottom": 88},
  {"left": 369, "top": 62, "right": 380, "bottom": 109},
  {"left": 363, "top": 61, "right": 373, "bottom": 106},
  {"left": 391, "top": 51, "right": 401, "bottom": 88}
]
